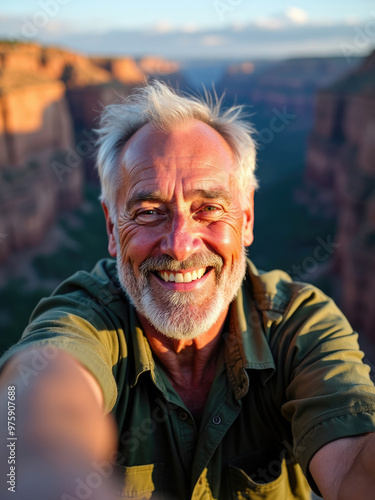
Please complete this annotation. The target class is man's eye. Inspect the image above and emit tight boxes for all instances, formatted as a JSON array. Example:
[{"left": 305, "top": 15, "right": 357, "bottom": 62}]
[
  {"left": 199, "top": 205, "right": 222, "bottom": 213},
  {"left": 134, "top": 210, "right": 165, "bottom": 223},
  {"left": 202, "top": 206, "right": 219, "bottom": 211},
  {"left": 139, "top": 210, "right": 157, "bottom": 215},
  {"left": 195, "top": 205, "right": 223, "bottom": 220}
]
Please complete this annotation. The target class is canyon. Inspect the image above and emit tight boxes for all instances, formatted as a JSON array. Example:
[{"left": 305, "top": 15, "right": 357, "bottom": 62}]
[{"left": 306, "top": 50, "right": 375, "bottom": 343}]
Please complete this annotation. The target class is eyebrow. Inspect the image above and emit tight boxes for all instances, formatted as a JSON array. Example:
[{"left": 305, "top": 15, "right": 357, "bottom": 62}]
[
  {"left": 125, "top": 188, "right": 232, "bottom": 212},
  {"left": 126, "top": 191, "right": 167, "bottom": 212}
]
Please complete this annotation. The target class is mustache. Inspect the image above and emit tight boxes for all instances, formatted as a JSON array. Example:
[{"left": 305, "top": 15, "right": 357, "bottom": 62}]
[{"left": 139, "top": 253, "right": 224, "bottom": 277}]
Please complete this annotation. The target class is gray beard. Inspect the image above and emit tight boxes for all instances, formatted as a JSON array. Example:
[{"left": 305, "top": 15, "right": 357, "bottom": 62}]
[{"left": 115, "top": 244, "right": 246, "bottom": 340}]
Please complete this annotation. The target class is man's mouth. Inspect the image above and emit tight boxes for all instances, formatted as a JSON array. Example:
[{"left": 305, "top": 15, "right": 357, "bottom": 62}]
[{"left": 156, "top": 268, "right": 208, "bottom": 283}]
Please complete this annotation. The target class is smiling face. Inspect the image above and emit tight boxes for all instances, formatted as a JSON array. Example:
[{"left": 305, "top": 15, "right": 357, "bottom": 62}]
[{"left": 103, "top": 119, "right": 254, "bottom": 340}]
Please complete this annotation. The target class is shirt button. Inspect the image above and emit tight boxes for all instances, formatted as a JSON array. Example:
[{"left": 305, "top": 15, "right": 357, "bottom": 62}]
[
  {"left": 212, "top": 415, "right": 221, "bottom": 425},
  {"left": 179, "top": 411, "right": 188, "bottom": 421}
]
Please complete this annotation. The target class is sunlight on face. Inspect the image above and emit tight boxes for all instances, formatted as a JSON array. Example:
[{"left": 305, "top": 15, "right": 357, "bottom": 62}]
[{"left": 110, "top": 120, "right": 253, "bottom": 340}]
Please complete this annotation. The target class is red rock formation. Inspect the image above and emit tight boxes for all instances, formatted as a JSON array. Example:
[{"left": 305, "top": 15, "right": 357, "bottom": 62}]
[
  {"left": 0, "top": 42, "right": 150, "bottom": 264},
  {"left": 0, "top": 76, "right": 72, "bottom": 166},
  {"left": 90, "top": 56, "right": 145, "bottom": 84},
  {"left": 0, "top": 63, "right": 83, "bottom": 263},
  {"left": 305, "top": 50, "right": 375, "bottom": 342},
  {"left": 138, "top": 56, "right": 180, "bottom": 75}
]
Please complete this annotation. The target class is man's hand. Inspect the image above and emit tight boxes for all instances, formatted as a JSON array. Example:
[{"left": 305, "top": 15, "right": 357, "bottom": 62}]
[
  {"left": 310, "top": 432, "right": 375, "bottom": 500},
  {"left": 0, "top": 348, "right": 117, "bottom": 499}
]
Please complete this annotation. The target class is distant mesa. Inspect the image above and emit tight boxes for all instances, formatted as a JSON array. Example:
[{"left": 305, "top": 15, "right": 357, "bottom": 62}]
[
  {"left": 89, "top": 56, "right": 146, "bottom": 84},
  {"left": 227, "top": 62, "right": 254, "bottom": 75},
  {"left": 218, "top": 56, "right": 362, "bottom": 124},
  {"left": 138, "top": 56, "right": 180, "bottom": 75}
]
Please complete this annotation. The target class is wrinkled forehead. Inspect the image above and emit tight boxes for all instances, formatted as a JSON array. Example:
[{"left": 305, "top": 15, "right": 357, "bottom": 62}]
[
  {"left": 120, "top": 120, "right": 236, "bottom": 171},
  {"left": 116, "top": 122, "right": 239, "bottom": 204}
]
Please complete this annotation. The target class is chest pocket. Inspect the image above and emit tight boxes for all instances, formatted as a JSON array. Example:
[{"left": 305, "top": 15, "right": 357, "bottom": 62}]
[
  {"left": 227, "top": 448, "right": 311, "bottom": 500},
  {"left": 113, "top": 463, "right": 164, "bottom": 499}
]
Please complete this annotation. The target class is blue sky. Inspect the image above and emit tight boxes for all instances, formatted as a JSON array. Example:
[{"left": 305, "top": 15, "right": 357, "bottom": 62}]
[
  {"left": 1, "top": 0, "right": 375, "bottom": 58},
  {"left": 1, "top": 0, "right": 373, "bottom": 31}
]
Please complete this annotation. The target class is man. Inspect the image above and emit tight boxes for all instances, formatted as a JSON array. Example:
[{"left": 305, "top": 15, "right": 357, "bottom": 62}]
[{"left": 1, "top": 81, "right": 375, "bottom": 500}]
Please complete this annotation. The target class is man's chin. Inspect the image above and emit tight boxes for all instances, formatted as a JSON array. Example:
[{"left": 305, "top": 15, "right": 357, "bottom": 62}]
[{"left": 139, "top": 292, "right": 227, "bottom": 340}]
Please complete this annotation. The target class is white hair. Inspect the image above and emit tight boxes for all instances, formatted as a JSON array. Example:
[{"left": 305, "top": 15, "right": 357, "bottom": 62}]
[{"left": 95, "top": 80, "right": 258, "bottom": 217}]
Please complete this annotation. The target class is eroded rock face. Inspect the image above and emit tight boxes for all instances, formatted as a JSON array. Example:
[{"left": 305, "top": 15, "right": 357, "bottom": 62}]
[
  {"left": 0, "top": 42, "right": 149, "bottom": 263},
  {"left": 305, "top": 50, "right": 375, "bottom": 341},
  {"left": 90, "top": 56, "right": 145, "bottom": 84},
  {"left": 0, "top": 79, "right": 72, "bottom": 166}
]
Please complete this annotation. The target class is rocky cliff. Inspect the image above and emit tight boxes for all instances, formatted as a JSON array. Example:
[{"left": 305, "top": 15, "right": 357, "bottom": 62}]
[
  {"left": 0, "top": 42, "right": 149, "bottom": 263},
  {"left": 0, "top": 43, "right": 187, "bottom": 263},
  {"left": 305, "top": 50, "right": 375, "bottom": 342},
  {"left": 0, "top": 45, "right": 82, "bottom": 263}
]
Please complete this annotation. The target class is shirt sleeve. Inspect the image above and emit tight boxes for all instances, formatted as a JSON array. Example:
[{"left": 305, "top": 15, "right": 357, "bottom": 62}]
[
  {"left": 0, "top": 292, "right": 119, "bottom": 413},
  {"left": 277, "top": 285, "right": 375, "bottom": 495}
]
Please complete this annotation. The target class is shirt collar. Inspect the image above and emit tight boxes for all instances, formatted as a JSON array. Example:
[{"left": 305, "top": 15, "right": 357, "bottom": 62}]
[{"left": 223, "top": 283, "right": 276, "bottom": 400}]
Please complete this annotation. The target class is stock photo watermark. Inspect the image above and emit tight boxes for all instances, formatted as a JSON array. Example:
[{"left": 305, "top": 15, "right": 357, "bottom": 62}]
[
  {"left": 258, "top": 106, "right": 297, "bottom": 151},
  {"left": 287, "top": 235, "right": 339, "bottom": 281},
  {"left": 213, "top": 0, "right": 244, "bottom": 22},
  {"left": 7, "top": 0, "right": 71, "bottom": 42},
  {"left": 5, "top": 386, "right": 17, "bottom": 493},
  {"left": 61, "top": 460, "right": 113, "bottom": 500},
  {"left": 340, "top": 11, "right": 375, "bottom": 63},
  {"left": 51, "top": 129, "right": 96, "bottom": 183},
  {"left": 61, "top": 398, "right": 177, "bottom": 499},
  {"left": 15, "top": 346, "right": 59, "bottom": 386}
]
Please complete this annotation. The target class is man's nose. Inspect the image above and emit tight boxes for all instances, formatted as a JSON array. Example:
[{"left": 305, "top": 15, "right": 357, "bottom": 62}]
[{"left": 160, "top": 214, "right": 203, "bottom": 261}]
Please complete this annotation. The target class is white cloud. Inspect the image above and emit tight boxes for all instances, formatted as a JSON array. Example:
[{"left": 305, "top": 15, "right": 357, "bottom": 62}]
[
  {"left": 181, "top": 24, "right": 198, "bottom": 33},
  {"left": 153, "top": 20, "right": 173, "bottom": 33},
  {"left": 254, "top": 17, "right": 284, "bottom": 30},
  {"left": 285, "top": 7, "right": 308, "bottom": 25},
  {"left": 201, "top": 35, "right": 226, "bottom": 46},
  {"left": 253, "top": 7, "right": 308, "bottom": 31},
  {"left": 232, "top": 21, "right": 246, "bottom": 32},
  {"left": 344, "top": 16, "right": 360, "bottom": 26}
]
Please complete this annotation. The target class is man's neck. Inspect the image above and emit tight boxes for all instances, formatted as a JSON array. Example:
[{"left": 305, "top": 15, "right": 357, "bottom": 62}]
[{"left": 137, "top": 308, "right": 229, "bottom": 420}]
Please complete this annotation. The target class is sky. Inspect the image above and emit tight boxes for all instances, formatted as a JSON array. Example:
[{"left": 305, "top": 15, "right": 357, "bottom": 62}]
[{"left": 1, "top": 0, "right": 375, "bottom": 59}]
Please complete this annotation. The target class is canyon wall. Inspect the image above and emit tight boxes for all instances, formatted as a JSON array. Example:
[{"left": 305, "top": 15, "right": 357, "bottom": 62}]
[
  {"left": 0, "top": 43, "right": 136, "bottom": 263},
  {"left": 0, "top": 42, "right": 182, "bottom": 263},
  {"left": 305, "top": 50, "right": 375, "bottom": 341}
]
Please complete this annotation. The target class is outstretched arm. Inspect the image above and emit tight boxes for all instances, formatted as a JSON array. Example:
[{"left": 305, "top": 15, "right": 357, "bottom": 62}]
[
  {"left": 0, "top": 347, "right": 117, "bottom": 499},
  {"left": 310, "top": 432, "right": 375, "bottom": 500}
]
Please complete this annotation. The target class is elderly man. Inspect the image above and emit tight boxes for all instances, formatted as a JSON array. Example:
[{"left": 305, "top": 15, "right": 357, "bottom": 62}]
[{"left": 1, "top": 81, "right": 375, "bottom": 500}]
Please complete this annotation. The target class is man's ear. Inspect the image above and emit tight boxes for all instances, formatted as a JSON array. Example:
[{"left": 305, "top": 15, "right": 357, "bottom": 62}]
[
  {"left": 242, "top": 190, "right": 254, "bottom": 247},
  {"left": 101, "top": 202, "right": 117, "bottom": 257}
]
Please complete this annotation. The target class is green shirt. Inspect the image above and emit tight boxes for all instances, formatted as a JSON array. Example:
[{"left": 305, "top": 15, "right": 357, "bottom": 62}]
[{"left": 2, "top": 258, "right": 375, "bottom": 499}]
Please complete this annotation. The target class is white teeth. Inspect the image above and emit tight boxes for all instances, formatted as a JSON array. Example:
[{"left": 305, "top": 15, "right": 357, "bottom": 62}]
[
  {"left": 158, "top": 268, "right": 207, "bottom": 283},
  {"left": 183, "top": 272, "right": 192, "bottom": 283}
]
